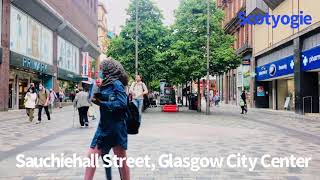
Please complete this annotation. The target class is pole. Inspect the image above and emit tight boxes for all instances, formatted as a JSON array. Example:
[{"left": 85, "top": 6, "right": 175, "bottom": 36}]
[
  {"left": 206, "top": 0, "right": 210, "bottom": 115},
  {"left": 135, "top": 0, "right": 139, "bottom": 76}
]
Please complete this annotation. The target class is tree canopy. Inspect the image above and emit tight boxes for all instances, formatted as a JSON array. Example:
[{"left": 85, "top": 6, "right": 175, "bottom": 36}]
[{"left": 107, "top": 0, "right": 240, "bottom": 89}]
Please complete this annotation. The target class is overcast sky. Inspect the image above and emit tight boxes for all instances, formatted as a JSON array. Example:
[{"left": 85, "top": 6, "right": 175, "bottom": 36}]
[{"left": 103, "top": 0, "right": 180, "bottom": 33}]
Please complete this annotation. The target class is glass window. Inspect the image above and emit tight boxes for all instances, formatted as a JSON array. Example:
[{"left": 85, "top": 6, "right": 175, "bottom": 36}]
[
  {"left": 41, "top": 26, "right": 53, "bottom": 64},
  {"left": 65, "top": 41, "right": 72, "bottom": 71},
  {"left": 27, "top": 18, "right": 41, "bottom": 59},
  {"left": 10, "top": 6, "right": 28, "bottom": 55},
  {"left": 57, "top": 36, "right": 66, "bottom": 69},
  {"left": 58, "top": 36, "right": 80, "bottom": 74}
]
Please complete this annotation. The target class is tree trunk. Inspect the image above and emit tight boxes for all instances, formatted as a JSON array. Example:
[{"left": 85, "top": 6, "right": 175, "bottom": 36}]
[{"left": 197, "top": 78, "right": 201, "bottom": 112}]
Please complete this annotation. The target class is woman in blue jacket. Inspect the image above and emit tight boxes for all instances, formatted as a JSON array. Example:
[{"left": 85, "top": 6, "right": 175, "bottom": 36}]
[{"left": 85, "top": 58, "right": 130, "bottom": 180}]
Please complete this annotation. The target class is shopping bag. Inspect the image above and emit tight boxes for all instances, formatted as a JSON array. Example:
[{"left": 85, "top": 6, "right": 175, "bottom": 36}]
[{"left": 88, "top": 106, "right": 94, "bottom": 117}]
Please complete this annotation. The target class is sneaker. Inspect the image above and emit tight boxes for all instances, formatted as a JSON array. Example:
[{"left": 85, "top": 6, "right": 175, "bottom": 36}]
[{"left": 36, "top": 121, "right": 41, "bottom": 124}]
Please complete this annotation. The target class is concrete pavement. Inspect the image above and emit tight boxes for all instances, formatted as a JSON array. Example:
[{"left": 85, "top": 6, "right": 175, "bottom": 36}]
[{"left": 0, "top": 105, "right": 319, "bottom": 179}]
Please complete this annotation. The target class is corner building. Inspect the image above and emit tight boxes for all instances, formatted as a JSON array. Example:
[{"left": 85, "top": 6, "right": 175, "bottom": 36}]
[
  {"left": 247, "top": 0, "right": 320, "bottom": 114},
  {"left": 216, "top": 0, "right": 254, "bottom": 107},
  {"left": 0, "top": 0, "right": 100, "bottom": 110}
]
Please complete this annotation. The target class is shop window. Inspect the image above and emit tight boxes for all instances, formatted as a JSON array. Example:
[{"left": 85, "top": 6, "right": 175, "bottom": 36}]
[
  {"left": 58, "top": 36, "right": 80, "bottom": 74},
  {"left": 10, "top": 5, "right": 53, "bottom": 64}
]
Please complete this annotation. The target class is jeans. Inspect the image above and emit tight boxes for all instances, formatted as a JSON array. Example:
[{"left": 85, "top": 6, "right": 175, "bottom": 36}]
[
  {"left": 38, "top": 105, "right": 50, "bottom": 121},
  {"left": 133, "top": 99, "right": 143, "bottom": 122}
]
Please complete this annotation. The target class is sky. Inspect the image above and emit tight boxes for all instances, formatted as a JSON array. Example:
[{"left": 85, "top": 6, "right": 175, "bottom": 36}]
[{"left": 103, "top": 0, "right": 180, "bottom": 34}]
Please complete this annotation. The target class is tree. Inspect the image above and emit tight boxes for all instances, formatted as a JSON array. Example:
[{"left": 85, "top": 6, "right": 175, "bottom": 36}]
[
  {"left": 166, "top": 0, "right": 240, "bottom": 85},
  {"left": 107, "top": 0, "right": 169, "bottom": 88}
]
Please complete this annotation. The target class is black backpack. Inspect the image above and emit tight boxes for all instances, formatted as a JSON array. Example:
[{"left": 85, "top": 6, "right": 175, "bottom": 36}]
[{"left": 126, "top": 98, "right": 140, "bottom": 135}]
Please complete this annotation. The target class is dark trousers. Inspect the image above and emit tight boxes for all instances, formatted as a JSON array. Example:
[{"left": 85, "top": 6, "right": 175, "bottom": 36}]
[
  {"left": 78, "top": 106, "right": 89, "bottom": 126},
  {"left": 241, "top": 105, "right": 248, "bottom": 114},
  {"left": 38, "top": 105, "right": 51, "bottom": 121}
]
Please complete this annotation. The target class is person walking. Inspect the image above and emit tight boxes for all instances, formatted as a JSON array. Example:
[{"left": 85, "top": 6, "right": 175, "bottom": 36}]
[
  {"left": 129, "top": 74, "right": 148, "bottom": 121},
  {"left": 73, "top": 87, "right": 91, "bottom": 127},
  {"left": 84, "top": 58, "right": 130, "bottom": 180},
  {"left": 48, "top": 89, "right": 57, "bottom": 114},
  {"left": 240, "top": 90, "right": 248, "bottom": 114},
  {"left": 36, "top": 84, "right": 51, "bottom": 124},
  {"left": 24, "top": 86, "right": 37, "bottom": 122},
  {"left": 58, "top": 89, "right": 64, "bottom": 108}
]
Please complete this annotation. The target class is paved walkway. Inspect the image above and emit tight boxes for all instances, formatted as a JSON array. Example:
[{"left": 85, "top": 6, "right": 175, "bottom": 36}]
[{"left": 0, "top": 105, "right": 319, "bottom": 179}]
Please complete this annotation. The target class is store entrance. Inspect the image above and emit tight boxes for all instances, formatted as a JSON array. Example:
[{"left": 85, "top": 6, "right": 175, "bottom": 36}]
[{"left": 18, "top": 79, "right": 29, "bottom": 109}]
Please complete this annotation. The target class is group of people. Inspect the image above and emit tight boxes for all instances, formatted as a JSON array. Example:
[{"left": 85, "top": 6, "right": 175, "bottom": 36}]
[{"left": 24, "top": 83, "right": 65, "bottom": 124}]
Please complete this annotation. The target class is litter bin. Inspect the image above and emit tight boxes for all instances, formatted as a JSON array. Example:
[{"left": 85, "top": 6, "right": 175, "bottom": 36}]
[{"left": 189, "top": 94, "right": 198, "bottom": 110}]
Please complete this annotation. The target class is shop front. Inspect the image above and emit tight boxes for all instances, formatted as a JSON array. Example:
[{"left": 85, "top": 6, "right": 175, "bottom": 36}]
[
  {"left": 255, "top": 55, "right": 295, "bottom": 111},
  {"left": 57, "top": 68, "right": 87, "bottom": 102},
  {"left": 9, "top": 51, "right": 54, "bottom": 109},
  {"left": 299, "top": 42, "right": 320, "bottom": 113}
]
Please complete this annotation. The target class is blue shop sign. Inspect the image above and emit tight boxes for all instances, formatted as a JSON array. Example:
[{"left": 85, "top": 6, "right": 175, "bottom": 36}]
[
  {"left": 256, "top": 55, "right": 294, "bottom": 81},
  {"left": 301, "top": 45, "right": 320, "bottom": 71}
]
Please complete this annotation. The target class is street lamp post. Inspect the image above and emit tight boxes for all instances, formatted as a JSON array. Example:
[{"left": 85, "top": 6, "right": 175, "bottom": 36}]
[
  {"left": 135, "top": 0, "right": 139, "bottom": 76},
  {"left": 206, "top": 0, "right": 210, "bottom": 115}
]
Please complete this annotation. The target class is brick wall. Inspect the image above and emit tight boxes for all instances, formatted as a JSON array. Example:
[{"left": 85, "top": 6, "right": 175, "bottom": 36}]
[{"left": 45, "top": 0, "right": 98, "bottom": 45}]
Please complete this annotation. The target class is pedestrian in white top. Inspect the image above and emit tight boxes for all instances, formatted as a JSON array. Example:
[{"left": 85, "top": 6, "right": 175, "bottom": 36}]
[
  {"left": 24, "top": 87, "right": 37, "bottom": 122},
  {"left": 129, "top": 74, "right": 148, "bottom": 122},
  {"left": 49, "top": 89, "right": 57, "bottom": 114}
]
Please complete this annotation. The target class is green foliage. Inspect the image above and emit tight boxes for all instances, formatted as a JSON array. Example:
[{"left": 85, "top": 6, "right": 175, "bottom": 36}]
[
  {"left": 164, "top": 0, "right": 240, "bottom": 84},
  {"left": 107, "top": 0, "right": 240, "bottom": 89},
  {"left": 107, "top": 0, "right": 168, "bottom": 89}
]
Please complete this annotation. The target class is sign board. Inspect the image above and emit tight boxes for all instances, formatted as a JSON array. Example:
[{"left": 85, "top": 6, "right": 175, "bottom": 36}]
[
  {"left": 284, "top": 97, "right": 291, "bottom": 109},
  {"left": 256, "top": 55, "right": 294, "bottom": 81},
  {"left": 10, "top": 51, "right": 54, "bottom": 75},
  {"left": 301, "top": 45, "right": 320, "bottom": 71}
]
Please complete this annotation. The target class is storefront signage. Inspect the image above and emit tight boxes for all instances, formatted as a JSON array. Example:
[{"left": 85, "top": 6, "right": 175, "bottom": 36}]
[
  {"left": 58, "top": 68, "right": 86, "bottom": 82},
  {"left": 10, "top": 51, "right": 54, "bottom": 75},
  {"left": 22, "top": 57, "right": 48, "bottom": 72},
  {"left": 301, "top": 45, "right": 320, "bottom": 71},
  {"left": 256, "top": 55, "right": 294, "bottom": 81}
]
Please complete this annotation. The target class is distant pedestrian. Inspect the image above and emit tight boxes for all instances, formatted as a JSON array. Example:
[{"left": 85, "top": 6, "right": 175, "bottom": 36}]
[
  {"left": 85, "top": 58, "right": 130, "bottom": 180},
  {"left": 70, "top": 91, "right": 76, "bottom": 102},
  {"left": 48, "top": 89, "right": 57, "bottom": 114},
  {"left": 129, "top": 74, "right": 148, "bottom": 121},
  {"left": 240, "top": 90, "right": 247, "bottom": 114},
  {"left": 214, "top": 94, "right": 220, "bottom": 106},
  {"left": 57, "top": 89, "right": 64, "bottom": 108},
  {"left": 24, "top": 87, "right": 37, "bottom": 122},
  {"left": 36, "top": 84, "right": 50, "bottom": 124},
  {"left": 73, "top": 87, "right": 91, "bottom": 127}
]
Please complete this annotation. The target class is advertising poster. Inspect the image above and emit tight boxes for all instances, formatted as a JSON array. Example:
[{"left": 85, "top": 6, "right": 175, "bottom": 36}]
[
  {"left": 57, "top": 36, "right": 66, "bottom": 69},
  {"left": 10, "top": 6, "right": 28, "bottom": 55},
  {"left": 257, "top": 86, "right": 265, "bottom": 97},
  {"left": 27, "top": 18, "right": 41, "bottom": 59},
  {"left": 41, "top": 26, "right": 53, "bottom": 64},
  {"left": 65, "top": 41, "right": 72, "bottom": 71}
]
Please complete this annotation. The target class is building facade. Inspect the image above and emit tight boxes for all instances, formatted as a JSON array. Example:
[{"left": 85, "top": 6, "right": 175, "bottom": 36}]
[
  {"left": 0, "top": 0, "right": 100, "bottom": 111},
  {"left": 216, "top": 0, "right": 254, "bottom": 106},
  {"left": 97, "top": 1, "right": 109, "bottom": 76},
  {"left": 248, "top": 0, "right": 320, "bottom": 114}
]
